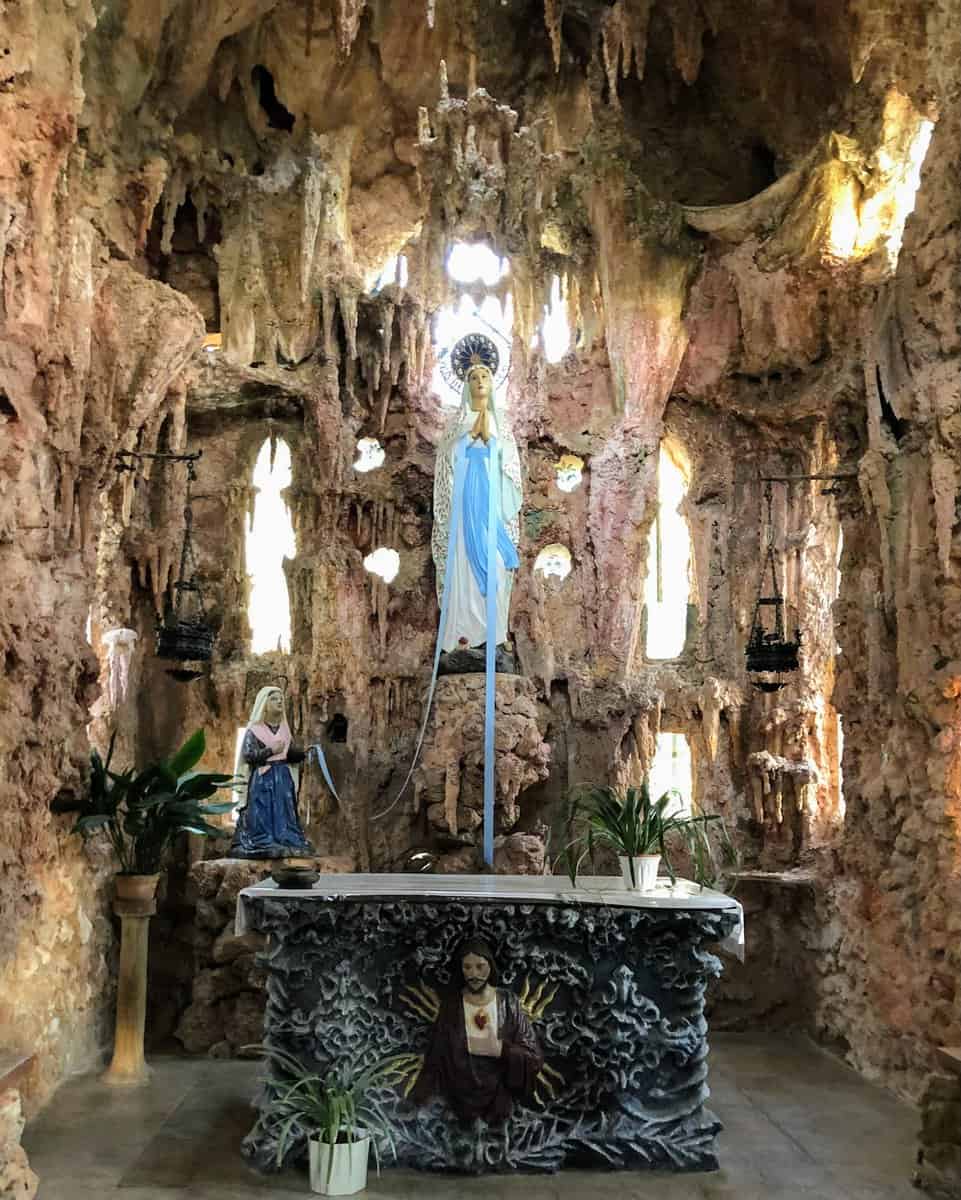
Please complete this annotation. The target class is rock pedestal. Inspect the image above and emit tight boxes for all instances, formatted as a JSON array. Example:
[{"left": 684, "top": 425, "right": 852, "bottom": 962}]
[
  {"left": 416, "top": 674, "right": 551, "bottom": 847},
  {"left": 916, "top": 1048, "right": 961, "bottom": 1197},
  {"left": 172, "top": 857, "right": 353, "bottom": 1056},
  {"left": 0, "top": 1088, "right": 38, "bottom": 1200}
]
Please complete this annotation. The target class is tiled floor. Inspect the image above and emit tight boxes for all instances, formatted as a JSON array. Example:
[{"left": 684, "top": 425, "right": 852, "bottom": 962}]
[{"left": 24, "top": 1035, "right": 920, "bottom": 1199}]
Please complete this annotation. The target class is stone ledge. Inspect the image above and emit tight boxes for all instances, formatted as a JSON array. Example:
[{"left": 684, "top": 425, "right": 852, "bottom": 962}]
[
  {"left": 937, "top": 1047, "right": 961, "bottom": 1076},
  {"left": 0, "top": 1054, "right": 33, "bottom": 1092},
  {"left": 731, "top": 869, "right": 818, "bottom": 887}
]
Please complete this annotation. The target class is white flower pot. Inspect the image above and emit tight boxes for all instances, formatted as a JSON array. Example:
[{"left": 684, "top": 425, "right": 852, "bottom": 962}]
[
  {"left": 308, "top": 1133, "right": 370, "bottom": 1196},
  {"left": 619, "top": 854, "right": 661, "bottom": 892}
]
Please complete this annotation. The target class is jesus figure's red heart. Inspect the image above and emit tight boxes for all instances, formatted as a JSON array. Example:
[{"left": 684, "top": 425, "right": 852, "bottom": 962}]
[{"left": 473, "top": 1011, "right": 488, "bottom": 1030}]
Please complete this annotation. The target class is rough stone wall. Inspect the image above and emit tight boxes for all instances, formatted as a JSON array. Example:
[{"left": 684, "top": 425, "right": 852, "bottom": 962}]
[
  {"left": 818, "top": 2, "right": 961, "bottom": 1100},
  {"left": 0, "top": 0, "right": 208, "bottom": 1111}
]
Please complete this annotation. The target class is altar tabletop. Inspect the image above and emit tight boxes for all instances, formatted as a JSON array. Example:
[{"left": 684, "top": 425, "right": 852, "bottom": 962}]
[{"left": 236, "top": 873, "right": 744, "bottom": 955}]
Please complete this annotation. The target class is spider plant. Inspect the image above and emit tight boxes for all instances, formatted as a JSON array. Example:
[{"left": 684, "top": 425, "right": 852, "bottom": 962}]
[
  {"left": 260, "top": 1046, "right": 396, "bottom": 1185},
  {"left": 560, "top": 778, "right": 721, "bottom": 887},
  {"left": 687, "top": 810, "right": 741, "bottom": 894}
]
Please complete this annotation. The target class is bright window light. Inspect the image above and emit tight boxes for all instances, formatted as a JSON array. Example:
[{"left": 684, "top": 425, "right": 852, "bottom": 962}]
[
  {"left": 645, "top": 444, "right": 692, "bottom": 659},
  {"left": 446, "top": 242, "right": 507, "bottom": 286},
  {"left": 431, "top": 292, "right": 514, "bottom": 404},
  {"left": 648, "top": 732, "right": 692, "bottom": 817},
  {"left": 534, "top": 543, "right": 572, "bottom": 580},
  {"left": 554, "top": 453, "right": 584, "bottom": 493},
  {"left": 542, "top": 275, "right": 571, "bottom": 363},
  {"left": 230, "top": 726, "right": 247, "bottom": 822},
  {"left": 364, "top": 546, "right": 400, "bottom": 583},
  {"left": 368, "top": 253, "right": 409, "bottom": 293},
  {"left": 247, "top": 439, "right": 295, "bottom": 653},
  {"left": 353, "top": 437, "right": 385, "bottom": 473}
]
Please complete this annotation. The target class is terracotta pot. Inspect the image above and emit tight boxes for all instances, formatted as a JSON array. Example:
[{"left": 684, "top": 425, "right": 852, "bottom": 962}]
[{"left": 114, "top": 874, "right": 161, "bottom": 903}]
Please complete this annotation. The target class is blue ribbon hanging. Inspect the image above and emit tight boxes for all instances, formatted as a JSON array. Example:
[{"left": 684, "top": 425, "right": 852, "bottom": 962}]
[
  {"left": 307, "top": 742, "right": 341, "bottom": 805},
  {"left": 482, "top": 438, "right": 500, "bottom": 868}
]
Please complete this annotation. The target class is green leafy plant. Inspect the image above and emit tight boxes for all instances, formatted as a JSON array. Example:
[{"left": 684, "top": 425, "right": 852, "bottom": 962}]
[
  {"left": 687, "top": 811, "right": 741, "bottom": 895},
  {"left": 68, "top": 730, "right": 236, "bottom": 875},
  {"left": 560, "top": 778, "right": 722, "bottom": 887},
  {"left": 257, "top": 1047, "right": 396, "bottom": 1185}
]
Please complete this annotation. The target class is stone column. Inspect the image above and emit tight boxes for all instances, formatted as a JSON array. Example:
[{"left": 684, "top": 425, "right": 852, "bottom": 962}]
[{"left": 103, "top": 882, "right": 158, "bottom": 1087}]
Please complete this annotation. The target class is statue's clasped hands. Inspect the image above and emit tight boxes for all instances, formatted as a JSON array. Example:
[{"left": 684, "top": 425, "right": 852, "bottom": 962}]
[{"left": 470, "top": 406, "right": 492, "bottom": 444}]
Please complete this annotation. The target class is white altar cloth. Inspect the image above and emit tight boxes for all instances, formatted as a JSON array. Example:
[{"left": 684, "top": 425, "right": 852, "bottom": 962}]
[{"left": 235, "top": 873, "right": 745, "bottom": 959}]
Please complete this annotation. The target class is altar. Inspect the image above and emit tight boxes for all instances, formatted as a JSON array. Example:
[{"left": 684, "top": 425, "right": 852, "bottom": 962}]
[{"left": 236, "top": 874, "right": 742, "bottom": 1175}]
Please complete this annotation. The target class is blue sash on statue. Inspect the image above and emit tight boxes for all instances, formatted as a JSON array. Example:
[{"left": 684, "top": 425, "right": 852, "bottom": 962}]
[{"left": 463, "top": 442, "right": 520, "bottom": 594}]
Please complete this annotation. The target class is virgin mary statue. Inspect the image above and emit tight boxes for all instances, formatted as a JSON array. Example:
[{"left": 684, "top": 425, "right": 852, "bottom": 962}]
[{"left": 432, "top": 333, "right": 522, "bottom": 654}]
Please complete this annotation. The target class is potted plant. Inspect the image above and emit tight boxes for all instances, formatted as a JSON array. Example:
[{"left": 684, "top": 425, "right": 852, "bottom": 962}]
[
  {"left": 59, "top": 729, "right": 235, "bottom": 1085},
  {"left": 262, "top": 1047, "right": 395, "bottom": 1196},
  {"left": 561, "top": 778, "right": 721, "bottom": 892},
  {"left": 69, "top": 728, "right": 236, "bottom": 894}
]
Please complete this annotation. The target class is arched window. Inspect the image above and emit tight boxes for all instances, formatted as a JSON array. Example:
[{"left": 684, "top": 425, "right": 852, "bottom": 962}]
[
  {"left": 648, "top": 732, "right": 693, "bottom": 817},
  {"left": 246, "top": 439, "right": 295, "bottom": 653},
  {"left": 541, "top": 275, "right": 571, "bottom": 363},
  {"left": 645, "top": 443, "right": 692, "bottom": 660}
]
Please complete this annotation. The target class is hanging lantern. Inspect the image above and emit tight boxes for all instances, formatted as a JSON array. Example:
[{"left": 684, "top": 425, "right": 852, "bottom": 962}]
[
  {"left": 746, "top": 481, "right": 801, "bottom": 692},
  {"left": 156, "top": 457, "right": 216, "bottom": 675}
]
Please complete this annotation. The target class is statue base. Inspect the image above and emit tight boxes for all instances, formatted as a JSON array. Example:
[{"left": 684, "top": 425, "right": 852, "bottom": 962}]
[
  {"left": 438, "top": 643, "right": 518, "bottom": 676},
  {"left": 227, "top": 843, "right": 316, "bottom": 861}
]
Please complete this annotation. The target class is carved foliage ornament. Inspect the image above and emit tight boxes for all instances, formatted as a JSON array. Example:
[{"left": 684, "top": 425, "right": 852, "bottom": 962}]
[{"left": 242, "top": 897, "right": 736, "bottom": 1173}]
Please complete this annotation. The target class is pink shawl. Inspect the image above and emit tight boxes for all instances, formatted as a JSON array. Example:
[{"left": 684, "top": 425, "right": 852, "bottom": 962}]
[{"left": 248, "top": 721, "right": 292, "bottom": 776}]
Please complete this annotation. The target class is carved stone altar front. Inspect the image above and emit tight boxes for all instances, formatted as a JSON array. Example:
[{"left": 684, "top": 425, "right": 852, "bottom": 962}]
[{"left": 237, "top": 875, "right": 740, "bottom": 1174}]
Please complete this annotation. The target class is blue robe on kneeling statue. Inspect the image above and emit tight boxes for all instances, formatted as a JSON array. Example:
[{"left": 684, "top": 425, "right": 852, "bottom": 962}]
[{"left": 230, "top": 726, "right": 314, "bottom": 859}]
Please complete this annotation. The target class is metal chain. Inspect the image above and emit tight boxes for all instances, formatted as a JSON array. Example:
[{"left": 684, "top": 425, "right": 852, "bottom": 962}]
[
  {"left": 764, "top": 480, "right": 775, "bottom": 553},
  {"left": 173, "top": 458, "right": 208, "bottom": 620}
]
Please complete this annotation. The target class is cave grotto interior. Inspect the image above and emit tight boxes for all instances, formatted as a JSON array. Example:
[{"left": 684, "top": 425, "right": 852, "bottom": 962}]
[{"left": 1, "top": 0, "right": 960, "bottom": 1196}]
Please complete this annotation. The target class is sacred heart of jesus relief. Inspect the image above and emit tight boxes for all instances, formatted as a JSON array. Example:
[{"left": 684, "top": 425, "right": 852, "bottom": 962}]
[{"left": 473, "top": 1011, "right": 489, "bottom": 1030}]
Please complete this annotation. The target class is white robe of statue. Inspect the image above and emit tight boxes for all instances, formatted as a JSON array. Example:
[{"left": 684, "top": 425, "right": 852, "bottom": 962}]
[{"left": 432, "top": 370, "right": 522, "bottom": 653}]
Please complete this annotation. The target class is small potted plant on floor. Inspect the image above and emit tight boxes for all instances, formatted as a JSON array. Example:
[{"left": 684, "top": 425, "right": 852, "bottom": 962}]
[
  {"left": 264, "top": 1048, "right": 395, "bottom": 1196},
  {"left": 561, "top": 777, "right": 721, "bottom": 891}
]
